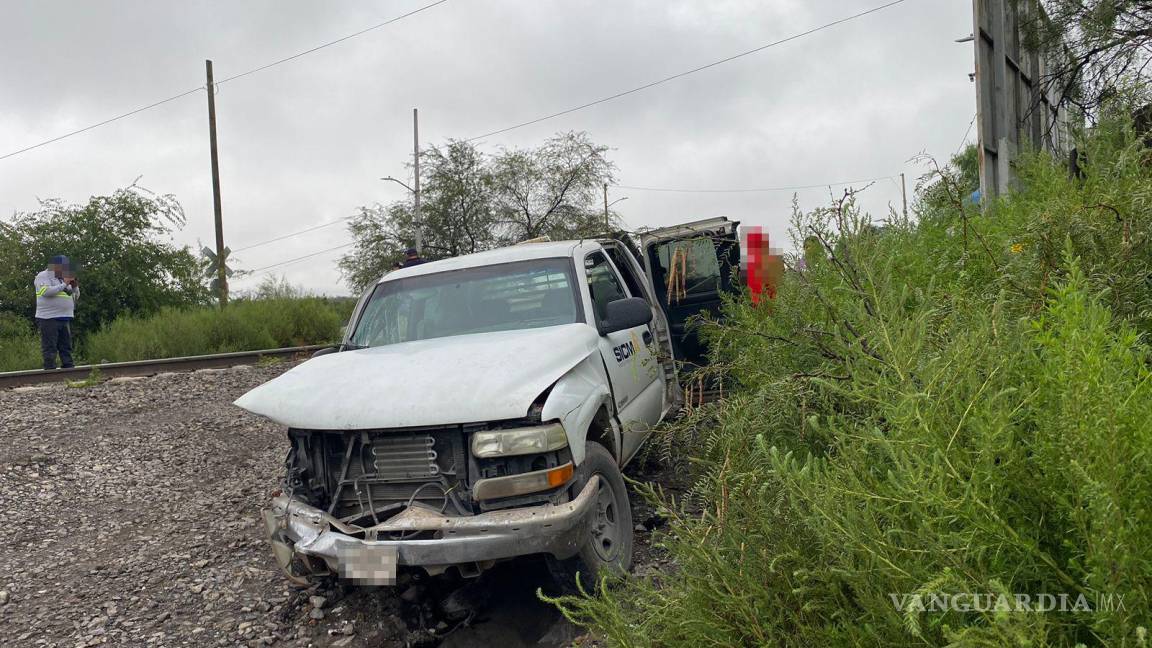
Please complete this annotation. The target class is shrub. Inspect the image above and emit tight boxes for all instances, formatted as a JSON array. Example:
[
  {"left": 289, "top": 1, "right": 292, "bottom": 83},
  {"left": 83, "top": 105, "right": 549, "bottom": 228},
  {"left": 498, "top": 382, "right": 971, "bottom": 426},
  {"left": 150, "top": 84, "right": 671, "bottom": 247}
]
[
  {"left": 551, "top": 120, "right": 1152, "bottom": 646},
  {"left": 83, "top": 297, "right": 349, "bottom": 363}
]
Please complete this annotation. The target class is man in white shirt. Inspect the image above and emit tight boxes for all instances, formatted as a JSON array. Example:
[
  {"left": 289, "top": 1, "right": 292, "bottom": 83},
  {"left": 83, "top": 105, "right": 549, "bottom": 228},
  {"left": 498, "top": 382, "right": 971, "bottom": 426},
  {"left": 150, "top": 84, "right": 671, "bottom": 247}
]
[{"left": 33, "top": 255, "right": 80, "bottom": 371}]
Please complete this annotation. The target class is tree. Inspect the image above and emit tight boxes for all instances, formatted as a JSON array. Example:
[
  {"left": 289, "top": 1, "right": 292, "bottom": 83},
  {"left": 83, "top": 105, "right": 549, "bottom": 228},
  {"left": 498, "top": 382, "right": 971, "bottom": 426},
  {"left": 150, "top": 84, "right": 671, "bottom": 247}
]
[
  {"left": 419, "top": 140, "right": 498, "bottom": 257},
  {"left": 490, "top": 131, "right": 616, "bottom": 244},
  {"left": 0, "top": 185, "right": 208, "bottom": 337},
  {"left": 336, "top": 203, "right": 415, "bottom": 294},
  {"left": 338, "top": 132, "right": 618, "bottom": 292},
  {"left": 1025, "top": 0, "right": 1152, "bottom": 117}
]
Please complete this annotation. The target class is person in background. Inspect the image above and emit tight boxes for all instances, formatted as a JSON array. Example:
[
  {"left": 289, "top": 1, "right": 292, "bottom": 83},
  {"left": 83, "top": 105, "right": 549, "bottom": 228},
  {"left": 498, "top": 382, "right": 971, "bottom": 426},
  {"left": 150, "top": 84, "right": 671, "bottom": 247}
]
[
  {"left": 34, "top": 255, "right": 79, "bottom": 370},
  {"left": 399, "top": 247, "right": 426, "bottom": 268}
]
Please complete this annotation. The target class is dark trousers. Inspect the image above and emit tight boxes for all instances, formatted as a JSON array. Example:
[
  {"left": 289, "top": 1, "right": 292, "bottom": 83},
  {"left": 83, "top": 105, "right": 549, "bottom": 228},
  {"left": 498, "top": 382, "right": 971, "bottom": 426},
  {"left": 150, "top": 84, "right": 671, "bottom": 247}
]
[{"left": 36, "top": 318, "right": 74, "bottom": 370}]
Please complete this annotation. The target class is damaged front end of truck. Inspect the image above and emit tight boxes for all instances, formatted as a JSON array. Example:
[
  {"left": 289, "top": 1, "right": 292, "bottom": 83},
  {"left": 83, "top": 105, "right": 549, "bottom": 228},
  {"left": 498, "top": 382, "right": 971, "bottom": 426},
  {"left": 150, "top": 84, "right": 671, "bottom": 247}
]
[{"left": 264, "top": 418, "right": 599, "bottom": 586}]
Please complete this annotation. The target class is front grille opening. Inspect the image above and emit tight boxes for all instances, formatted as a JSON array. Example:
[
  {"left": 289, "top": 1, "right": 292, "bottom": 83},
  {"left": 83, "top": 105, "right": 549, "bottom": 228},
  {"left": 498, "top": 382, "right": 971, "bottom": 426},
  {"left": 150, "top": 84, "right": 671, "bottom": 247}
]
[{"left": 286, "top": 427, "right": 473, "bottom": 525}]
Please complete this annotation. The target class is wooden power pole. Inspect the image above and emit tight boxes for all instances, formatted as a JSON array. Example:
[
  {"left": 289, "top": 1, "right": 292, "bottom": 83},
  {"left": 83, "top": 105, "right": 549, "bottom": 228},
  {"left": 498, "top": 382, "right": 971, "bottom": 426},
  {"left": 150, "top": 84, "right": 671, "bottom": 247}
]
[{"left": 205, "top": 60, "right": 228, "bottom": 307}]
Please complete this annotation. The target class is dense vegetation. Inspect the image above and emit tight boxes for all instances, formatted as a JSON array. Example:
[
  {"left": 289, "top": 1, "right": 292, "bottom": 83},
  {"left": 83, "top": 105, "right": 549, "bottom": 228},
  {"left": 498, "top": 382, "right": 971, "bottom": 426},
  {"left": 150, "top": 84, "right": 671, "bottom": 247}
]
[
  {"left": 0, "top": 186, "right": 209, "bottom": 336},
  {"left": 0, "top": 184, "right": 354, "bottom": 371},
  {"left": 552, "top": 118, "right": 1152, "bottom": 646},
  {"left": 0, "top": 296, "right": 352, "bottom": 372},
  {"left": 338, "top": 131, "right": 619, "bottom": 292}
]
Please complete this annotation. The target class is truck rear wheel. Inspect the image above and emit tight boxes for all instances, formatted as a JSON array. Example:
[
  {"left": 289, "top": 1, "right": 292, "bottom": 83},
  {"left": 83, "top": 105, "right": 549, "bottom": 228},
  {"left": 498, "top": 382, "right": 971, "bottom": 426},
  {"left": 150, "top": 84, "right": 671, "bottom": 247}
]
[{"left": 547, "top": 441, "right": 633, "bottom": 591}]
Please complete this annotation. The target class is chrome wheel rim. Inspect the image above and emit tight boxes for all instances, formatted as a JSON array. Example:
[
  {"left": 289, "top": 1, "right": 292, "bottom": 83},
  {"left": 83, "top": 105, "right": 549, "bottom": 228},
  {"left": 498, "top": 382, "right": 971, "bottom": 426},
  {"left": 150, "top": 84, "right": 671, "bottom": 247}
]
[{"left": 589, "top": 474, "right": 621, "bottom": 562}]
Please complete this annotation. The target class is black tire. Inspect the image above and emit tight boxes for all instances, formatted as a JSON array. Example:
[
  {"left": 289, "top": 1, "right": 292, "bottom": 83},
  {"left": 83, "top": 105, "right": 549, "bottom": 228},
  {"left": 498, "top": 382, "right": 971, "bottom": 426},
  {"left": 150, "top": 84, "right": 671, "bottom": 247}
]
[{"left": 546, "top": 441, "right": 633, "bottom": 592}]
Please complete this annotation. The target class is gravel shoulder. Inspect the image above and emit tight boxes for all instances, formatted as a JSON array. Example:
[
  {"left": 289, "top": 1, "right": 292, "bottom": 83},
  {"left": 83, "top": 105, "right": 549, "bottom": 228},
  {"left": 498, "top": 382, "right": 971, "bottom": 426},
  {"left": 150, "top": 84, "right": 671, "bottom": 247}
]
[{"left": 0, "top": 362, "right": 682, "bottom": 648}]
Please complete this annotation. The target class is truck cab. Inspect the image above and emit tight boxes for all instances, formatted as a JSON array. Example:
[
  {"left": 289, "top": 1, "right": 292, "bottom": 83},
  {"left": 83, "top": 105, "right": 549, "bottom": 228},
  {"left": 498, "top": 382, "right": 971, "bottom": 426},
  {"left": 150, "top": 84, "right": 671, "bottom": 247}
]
[{"left": 235, "top": 219, "right": 739, "bottom": 586}]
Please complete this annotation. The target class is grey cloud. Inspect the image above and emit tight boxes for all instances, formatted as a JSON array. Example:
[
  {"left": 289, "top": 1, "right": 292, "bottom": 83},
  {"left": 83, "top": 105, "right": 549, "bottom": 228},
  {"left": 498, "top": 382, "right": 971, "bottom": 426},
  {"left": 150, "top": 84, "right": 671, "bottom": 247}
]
[{"left": 1, "top": 0, "right": 975, "bottom": 295}]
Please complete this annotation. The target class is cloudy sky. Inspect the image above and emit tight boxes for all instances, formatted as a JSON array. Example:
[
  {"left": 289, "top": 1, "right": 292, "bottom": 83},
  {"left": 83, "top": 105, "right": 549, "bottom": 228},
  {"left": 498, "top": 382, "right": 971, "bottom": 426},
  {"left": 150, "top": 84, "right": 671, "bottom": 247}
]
[{"left": 1, "top": 0, "right": 975, "bottom": 296}]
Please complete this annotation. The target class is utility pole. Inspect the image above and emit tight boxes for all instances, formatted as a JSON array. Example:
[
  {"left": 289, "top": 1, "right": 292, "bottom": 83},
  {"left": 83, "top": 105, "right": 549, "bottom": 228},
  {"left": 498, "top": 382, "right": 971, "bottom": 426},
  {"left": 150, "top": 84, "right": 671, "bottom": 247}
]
[
  {"left": 603, "top": 183, "right": 610, "bottom": 233},
  {"left": 900, "top": 172, "right": 908, "bottom": 220},
  {"left": 205, "top": 59, "right": 228, "bottom": 307},
  {"left": 412, "top": 108, "right": 422, "bottom": 254}
]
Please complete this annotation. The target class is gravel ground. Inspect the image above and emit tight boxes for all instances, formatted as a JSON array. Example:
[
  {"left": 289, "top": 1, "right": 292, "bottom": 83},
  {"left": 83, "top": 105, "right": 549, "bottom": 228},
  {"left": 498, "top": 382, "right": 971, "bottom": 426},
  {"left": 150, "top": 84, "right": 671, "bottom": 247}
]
[{"left": 0, "top": 362, "right": 681, "bottom": 648}]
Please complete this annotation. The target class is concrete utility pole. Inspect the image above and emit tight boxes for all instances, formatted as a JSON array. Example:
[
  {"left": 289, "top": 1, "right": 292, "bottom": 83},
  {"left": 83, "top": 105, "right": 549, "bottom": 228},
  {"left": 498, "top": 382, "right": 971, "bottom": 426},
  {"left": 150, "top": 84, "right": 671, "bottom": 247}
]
[
  {"left": 205, "top": 59, "right": 228, "bottom": 307},
  {"left": 412, "top": 108, "right": 422, "bottom": 254},
  {"left": 900, "top": 172, "right": 908, "bottom": 220},
  {"left": 602, "top": 185, "right": 627, "bottom": 234},
  {"left": 603, "top": 183, "right": 610, "bottom": 233}
]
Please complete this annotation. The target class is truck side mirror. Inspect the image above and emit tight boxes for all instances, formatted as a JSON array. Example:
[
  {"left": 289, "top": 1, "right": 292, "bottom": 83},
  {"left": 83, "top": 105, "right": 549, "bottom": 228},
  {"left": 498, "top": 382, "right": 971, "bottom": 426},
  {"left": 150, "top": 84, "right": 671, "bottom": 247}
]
[{"left": 599, "top": 297, "right": 652, "bottom": 335}]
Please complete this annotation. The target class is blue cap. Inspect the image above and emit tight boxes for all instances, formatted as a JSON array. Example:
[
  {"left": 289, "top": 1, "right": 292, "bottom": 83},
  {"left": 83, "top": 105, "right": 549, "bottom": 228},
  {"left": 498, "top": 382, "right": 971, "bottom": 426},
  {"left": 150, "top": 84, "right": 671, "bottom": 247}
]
[{"left": 50, "top": 255, "right": 69, "bottom": 264}]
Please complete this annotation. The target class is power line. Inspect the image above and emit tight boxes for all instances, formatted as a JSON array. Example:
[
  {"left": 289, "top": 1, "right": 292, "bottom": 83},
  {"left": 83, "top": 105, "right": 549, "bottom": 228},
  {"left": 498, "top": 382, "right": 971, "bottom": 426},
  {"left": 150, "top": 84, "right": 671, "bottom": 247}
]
[
  {"left": 955, "top": 112, "right": 977, "bottom": 156},
  {"left": 0, "top": 0, "right": 450, "bottom": 162},
  {"left": 249, "top": 242, "right": 356, "bottom": 274},
  {"left": 614, "top": 174, "right": 899, "bottom": 194},
  {"left": 233, "top": 216, "right": 353, "bottom": 253},
  {"left": 214, "top": 0, "right": 450, "bottom": 86},
  {"left": 466, "top": 0, "right": 911, "bottom": 141},
  {"left": 0, "top": 88, "right": 205, "bottom": 161}
]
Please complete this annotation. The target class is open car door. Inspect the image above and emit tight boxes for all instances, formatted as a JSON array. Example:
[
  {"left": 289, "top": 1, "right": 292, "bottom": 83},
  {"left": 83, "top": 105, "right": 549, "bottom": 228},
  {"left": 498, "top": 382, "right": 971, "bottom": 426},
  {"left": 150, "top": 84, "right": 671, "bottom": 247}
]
[{"left": 635, "top": 217, "right": 741, "bottom": 372}]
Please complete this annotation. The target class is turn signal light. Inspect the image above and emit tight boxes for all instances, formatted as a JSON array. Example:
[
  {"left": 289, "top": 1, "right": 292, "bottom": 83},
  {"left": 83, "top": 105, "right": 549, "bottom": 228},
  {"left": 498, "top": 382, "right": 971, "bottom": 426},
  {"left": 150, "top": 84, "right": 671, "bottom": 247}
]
[{"left": 473, "top": 462, "right": 575, "bottom": 501}]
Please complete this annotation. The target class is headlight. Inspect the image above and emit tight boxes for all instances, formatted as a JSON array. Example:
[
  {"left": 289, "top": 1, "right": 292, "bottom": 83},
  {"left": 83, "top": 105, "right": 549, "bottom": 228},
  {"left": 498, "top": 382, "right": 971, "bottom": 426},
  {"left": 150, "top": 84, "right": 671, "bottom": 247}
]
[{"left": 471, "top": 423, "right": 568, "bottom": 458}]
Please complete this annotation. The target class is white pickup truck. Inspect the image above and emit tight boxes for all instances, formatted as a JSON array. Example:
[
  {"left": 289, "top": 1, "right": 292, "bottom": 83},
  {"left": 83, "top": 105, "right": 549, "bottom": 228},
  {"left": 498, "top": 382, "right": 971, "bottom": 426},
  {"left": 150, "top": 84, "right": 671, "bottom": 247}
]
[{"left": 235, "top": 218, "right": 740, "bottom": 586}]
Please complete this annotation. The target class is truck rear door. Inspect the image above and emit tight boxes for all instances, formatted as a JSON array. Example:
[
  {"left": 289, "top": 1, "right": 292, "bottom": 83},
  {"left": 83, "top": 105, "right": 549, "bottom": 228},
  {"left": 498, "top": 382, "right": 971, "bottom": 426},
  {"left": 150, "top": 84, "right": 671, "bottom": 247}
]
[{"left": 636, "top": 217, "right": 741, "bottom": 371}]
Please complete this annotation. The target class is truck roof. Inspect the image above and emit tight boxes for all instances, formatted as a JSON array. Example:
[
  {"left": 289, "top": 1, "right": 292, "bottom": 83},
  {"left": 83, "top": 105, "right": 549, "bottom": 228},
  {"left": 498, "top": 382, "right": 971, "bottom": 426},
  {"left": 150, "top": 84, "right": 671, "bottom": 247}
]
[{"left": 378, "top": 239, "right": 605, "bottom": 285}]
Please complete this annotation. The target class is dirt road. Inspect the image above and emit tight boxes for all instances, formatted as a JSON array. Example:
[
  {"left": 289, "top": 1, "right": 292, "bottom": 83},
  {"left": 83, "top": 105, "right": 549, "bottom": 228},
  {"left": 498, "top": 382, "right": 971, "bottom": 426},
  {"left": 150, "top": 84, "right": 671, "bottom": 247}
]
[{"left": 0, "top": 362, "right": 673, "bottom": 647}]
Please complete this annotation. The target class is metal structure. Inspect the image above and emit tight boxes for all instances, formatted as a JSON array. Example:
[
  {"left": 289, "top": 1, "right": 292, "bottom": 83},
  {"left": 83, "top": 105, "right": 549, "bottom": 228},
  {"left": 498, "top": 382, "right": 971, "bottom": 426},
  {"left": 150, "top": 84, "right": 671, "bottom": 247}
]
[
  {"left": 0, "top": 344, "right": 330, "bottom": 389},
  {"left": 972, "top": 0, "right": 1073, "bottom": 197}
]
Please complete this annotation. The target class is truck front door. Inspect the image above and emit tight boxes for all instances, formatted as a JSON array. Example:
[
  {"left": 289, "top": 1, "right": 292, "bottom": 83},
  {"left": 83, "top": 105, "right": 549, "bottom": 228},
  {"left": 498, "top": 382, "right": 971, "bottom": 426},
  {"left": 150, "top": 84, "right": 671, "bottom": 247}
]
[
  {"left": 637, "top": 217, "right": 741, "bottom": 371},
  {"left": 583, "top": 250, "right": 664, "bottom": 462}
]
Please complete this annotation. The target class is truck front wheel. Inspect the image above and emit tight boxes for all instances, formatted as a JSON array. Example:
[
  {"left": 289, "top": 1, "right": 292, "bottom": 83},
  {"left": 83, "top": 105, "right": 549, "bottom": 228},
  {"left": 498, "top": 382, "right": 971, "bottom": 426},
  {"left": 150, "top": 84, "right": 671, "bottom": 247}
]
[{"left": 547, "top": 441, "right": 633, "bottom": 591}]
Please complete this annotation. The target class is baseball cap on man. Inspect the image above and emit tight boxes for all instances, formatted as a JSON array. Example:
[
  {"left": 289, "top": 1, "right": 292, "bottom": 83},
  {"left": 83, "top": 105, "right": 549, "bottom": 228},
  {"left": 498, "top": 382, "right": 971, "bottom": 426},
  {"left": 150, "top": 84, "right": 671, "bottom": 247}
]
[{"left": 50, "top": 255, "right": 70, "bottom": 265}]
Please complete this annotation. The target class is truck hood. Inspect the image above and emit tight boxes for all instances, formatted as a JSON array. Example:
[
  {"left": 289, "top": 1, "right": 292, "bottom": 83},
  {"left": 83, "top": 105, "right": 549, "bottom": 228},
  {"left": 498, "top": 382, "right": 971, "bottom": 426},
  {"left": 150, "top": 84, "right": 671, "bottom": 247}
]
[{"left": 234, "top": 323, "right": 602, "bottom": 429}]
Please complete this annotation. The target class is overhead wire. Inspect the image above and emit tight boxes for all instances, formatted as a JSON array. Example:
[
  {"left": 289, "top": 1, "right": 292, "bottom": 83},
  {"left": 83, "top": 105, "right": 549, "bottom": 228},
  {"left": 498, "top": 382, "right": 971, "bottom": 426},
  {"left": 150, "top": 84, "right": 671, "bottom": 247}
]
[
  {"left": 613, "top": 174, "right": 899, "bottom": 193},
  {"left": 232, "top": 216, "right": 353, "bottom": 253},
  {"left": 0, "top": 0, "right": 450, "bottom": 162},
  {"left": 249, "top": 242, "right": 356, "bottom": 275},
  {"left": 955, "top": 112, "right": 978, "bottom": 156},
  {"left": 465, "top": 0, "right": 911, "bottom": 141}
]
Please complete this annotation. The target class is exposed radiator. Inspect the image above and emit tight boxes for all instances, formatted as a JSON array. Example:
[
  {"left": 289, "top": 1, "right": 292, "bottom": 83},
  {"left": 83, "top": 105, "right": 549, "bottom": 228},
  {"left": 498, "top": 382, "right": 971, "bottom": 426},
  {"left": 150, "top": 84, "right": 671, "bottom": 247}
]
[{"left": 370, "top": 434, "right": 439, "bottom": 479}]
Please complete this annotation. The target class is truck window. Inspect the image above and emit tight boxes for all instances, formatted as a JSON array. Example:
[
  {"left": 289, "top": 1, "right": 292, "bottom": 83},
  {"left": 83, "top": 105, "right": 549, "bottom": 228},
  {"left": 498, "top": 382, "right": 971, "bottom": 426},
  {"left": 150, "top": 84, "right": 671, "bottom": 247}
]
[
  {"left": 349, "top": 258, "right": 581, "bottom": 347},
  {"left": 603, "top": 245, "right": 647, "bottom": 302},
  {"left": 584, "top": 252, "right": 629, "bottom": 322},
  {"left": 653, "top": 237, "right": 722, "bottom": 302}
]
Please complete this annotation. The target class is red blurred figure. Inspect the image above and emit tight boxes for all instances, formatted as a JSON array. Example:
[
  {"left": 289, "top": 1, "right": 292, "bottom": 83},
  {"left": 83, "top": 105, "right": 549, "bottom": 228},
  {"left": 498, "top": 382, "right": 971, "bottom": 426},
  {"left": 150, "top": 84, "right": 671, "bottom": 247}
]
[{"left": 743, "top": 227, "right": 783, "bottom": 304}]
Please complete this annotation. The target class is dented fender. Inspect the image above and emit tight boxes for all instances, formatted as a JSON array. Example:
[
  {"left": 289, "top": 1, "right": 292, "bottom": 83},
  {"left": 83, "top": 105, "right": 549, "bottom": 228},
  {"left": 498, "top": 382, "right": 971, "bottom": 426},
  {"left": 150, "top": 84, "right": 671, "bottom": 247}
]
[{"left": 540, "top": 354, "right": 616, "bottom": 465}]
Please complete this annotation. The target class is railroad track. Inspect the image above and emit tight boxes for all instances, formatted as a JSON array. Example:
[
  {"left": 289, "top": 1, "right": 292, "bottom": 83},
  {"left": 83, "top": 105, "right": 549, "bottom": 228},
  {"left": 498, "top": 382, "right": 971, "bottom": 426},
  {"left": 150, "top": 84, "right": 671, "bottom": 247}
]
[{"left": 0, "top": 344, "right": 332, "bottom": 389}]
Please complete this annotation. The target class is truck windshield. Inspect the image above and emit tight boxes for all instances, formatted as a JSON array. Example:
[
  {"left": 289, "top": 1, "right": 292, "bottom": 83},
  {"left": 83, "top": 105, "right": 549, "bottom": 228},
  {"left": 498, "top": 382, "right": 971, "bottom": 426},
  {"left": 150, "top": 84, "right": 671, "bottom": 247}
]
[{"left": 348, "top": 258, "right": 581, "bottom": 347}]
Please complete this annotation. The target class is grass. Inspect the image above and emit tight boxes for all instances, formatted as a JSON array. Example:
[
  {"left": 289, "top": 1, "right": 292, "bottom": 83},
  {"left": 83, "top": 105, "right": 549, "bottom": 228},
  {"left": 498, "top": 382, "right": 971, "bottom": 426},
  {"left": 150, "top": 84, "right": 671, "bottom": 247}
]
[
  {"left": 0, "top": 296, "right": 354, "bottom": 371},
  {"left": 549, "top": 119, "right": 1152, "bottom": 646},
  {"left": 66, "top": 367, "right": 103, "bottom": 388}
]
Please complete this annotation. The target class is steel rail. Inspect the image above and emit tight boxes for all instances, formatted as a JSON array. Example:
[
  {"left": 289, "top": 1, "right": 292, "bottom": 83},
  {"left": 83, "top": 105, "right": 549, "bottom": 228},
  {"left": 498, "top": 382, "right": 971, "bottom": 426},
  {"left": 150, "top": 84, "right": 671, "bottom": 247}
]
[{"left": 0, "top": 344, "right": 333, "bottom": 389}]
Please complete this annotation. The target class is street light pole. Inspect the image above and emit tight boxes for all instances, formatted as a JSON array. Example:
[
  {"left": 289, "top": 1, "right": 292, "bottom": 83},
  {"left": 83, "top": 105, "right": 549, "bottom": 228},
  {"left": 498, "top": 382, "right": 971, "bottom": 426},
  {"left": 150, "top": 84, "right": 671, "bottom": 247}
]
[
  {"left": 603, "top": 183, "right": 609, "bottom": 232},
  {"left": 412, "top": 108, "right": 422, "bottom": 254}
]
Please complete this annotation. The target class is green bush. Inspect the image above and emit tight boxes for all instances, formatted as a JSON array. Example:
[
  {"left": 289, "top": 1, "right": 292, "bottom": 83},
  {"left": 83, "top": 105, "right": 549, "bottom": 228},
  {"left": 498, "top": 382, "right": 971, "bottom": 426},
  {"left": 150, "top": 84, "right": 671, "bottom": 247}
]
[
  {"left": 552, "top": 120, "right": 1152, "bottom": 646},
  {"left": 0, "top": 314, "right": 42, "bottom": 372},
  {"left": 83, "top": 297, "right": 350, "bottom": 363},
  {"left": 0, "top": 297, "right": 353, "bottom": 370}
]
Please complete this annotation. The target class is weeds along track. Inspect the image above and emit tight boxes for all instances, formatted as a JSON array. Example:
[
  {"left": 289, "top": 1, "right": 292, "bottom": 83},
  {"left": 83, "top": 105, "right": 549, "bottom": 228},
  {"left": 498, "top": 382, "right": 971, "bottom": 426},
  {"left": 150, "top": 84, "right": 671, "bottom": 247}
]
[{"left": 0, "top": 345, "right": 330, "bottom": 389}]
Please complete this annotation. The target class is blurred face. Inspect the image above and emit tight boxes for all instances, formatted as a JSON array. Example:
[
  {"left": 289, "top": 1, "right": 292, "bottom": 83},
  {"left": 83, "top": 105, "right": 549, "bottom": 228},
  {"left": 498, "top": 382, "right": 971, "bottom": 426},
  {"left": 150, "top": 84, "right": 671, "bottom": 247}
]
[{"left": 50, "top": 263, "right": 63, "bottom": 277}]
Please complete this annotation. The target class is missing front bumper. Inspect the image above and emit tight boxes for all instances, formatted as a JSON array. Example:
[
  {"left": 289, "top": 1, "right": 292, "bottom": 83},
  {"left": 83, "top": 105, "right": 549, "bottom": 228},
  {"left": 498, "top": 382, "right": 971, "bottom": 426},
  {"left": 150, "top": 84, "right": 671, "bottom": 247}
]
[{"left": 263, "top": 475, "right": 600, "bottom": 585}]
